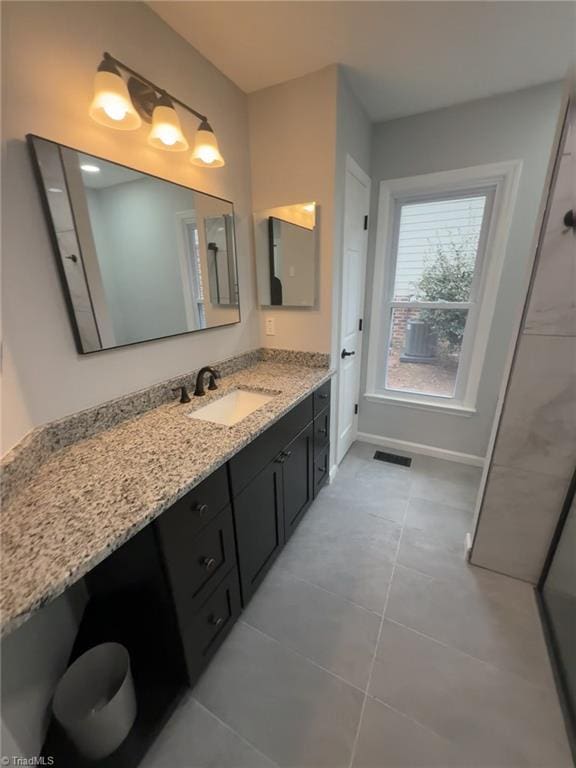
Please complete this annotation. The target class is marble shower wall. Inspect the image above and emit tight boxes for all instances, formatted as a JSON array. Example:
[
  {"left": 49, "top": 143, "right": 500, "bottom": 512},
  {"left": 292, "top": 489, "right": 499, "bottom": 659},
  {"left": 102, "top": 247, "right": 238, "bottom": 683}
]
[{"left": 471, "top": 116, "right": 576, "bottom": 583}]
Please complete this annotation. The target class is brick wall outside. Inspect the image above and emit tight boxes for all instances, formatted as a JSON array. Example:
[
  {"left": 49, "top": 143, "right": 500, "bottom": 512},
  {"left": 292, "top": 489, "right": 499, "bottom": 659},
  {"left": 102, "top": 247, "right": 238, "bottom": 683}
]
[{"left": 390, "top": 298, "right": 419, "bottom": 351}]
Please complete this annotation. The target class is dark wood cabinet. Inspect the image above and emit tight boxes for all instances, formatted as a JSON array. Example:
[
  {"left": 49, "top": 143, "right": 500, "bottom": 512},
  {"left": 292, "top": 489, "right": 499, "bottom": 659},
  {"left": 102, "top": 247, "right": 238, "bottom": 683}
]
[
  {"left": 228, "top": 396, "right": 313, "bottom": 497},
  {"left": 233, "top": 459, "right": 284, "bottom": 604},
  {"left": 314, "top": 446, "right": 330, "bottom": 496},
  {"left": 313, "top": 408, "right": 330, "bottom": 452},
  {"left": 313, "top": 380, "right": 331, "bottom": 416},
  {"left": 283, "top": 424, "right": 314, "bottom": 542},
  {"left": 179, "top": 568, "right": 242, "bottom": 686},
  {"left": 157, "top": 504, "right": 237, "bottom": 615}
]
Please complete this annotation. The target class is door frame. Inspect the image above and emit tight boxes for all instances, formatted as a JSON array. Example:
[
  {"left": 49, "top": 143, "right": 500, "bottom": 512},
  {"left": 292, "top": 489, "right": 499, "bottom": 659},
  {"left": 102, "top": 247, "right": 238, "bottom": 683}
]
[{"left": 333, "top": 154, "right": 371, "bottom": 470}]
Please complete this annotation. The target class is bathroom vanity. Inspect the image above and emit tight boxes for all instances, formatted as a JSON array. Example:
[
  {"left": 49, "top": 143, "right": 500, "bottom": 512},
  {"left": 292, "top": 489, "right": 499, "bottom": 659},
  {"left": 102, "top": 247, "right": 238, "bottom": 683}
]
[{"left": 1, "top": 353, "right": 332, "bottom": 767}]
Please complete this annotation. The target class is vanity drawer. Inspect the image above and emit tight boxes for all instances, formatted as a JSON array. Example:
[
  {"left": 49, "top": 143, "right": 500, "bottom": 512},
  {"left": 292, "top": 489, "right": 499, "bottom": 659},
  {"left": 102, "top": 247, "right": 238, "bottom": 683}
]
[
  {"left": 157, "top": 504, "right": 236, "bottom": 614},
  {"left": 313, "top": 380, "right": 331, "bottom": 417},
  {"left": 314, "top": 446, "right": 330, "bottom": 497},
  {"left": 228, "top": 395, "right": 313, "bottom": 497},
  {"left": 180, "top": 567, "right": 241, "bottom": 686},
  {"left": 314, "top": 409, "right": 330, "bottom": 452},
  {"left": 164, "top": 464, "right": 230, "bottom": 539}
]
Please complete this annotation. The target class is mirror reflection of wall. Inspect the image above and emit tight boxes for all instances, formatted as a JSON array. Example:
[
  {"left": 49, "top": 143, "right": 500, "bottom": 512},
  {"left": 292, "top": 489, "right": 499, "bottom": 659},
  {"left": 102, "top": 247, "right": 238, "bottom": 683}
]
[
  {"left": 28, "top": 136, "right": 240, "bottom": 353},
  {"left": 254, "top": 202, "right": 317, "bottom": 308}
]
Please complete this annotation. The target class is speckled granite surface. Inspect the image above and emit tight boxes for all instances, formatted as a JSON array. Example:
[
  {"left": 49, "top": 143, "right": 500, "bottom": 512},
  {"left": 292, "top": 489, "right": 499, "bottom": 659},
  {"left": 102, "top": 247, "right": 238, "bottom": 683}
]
[
  {"left": 1, "top": 359, "right": 333, "bottom": 636},
  {"left": 1, "top": 349, "right": 261, "bottom": 506}
]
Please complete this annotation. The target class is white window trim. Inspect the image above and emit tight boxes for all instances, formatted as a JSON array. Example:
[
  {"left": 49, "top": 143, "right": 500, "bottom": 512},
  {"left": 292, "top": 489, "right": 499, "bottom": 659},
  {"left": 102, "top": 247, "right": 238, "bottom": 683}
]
[{"left": 365, "top": 160, "right": 523, "bottom": 413}]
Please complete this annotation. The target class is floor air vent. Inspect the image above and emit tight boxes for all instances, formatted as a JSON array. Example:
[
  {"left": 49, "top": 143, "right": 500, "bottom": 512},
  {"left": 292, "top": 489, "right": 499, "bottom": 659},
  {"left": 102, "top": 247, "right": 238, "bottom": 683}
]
[{"left": 373, "top": 451, "right": 412, "bottom": 468}]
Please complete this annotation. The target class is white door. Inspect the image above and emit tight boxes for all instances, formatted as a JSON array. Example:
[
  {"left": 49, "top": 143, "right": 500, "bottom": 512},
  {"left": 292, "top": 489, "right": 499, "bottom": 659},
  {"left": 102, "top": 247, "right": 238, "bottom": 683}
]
[{"left": 337, "top": 156, "right": 371, "bottom": 463}]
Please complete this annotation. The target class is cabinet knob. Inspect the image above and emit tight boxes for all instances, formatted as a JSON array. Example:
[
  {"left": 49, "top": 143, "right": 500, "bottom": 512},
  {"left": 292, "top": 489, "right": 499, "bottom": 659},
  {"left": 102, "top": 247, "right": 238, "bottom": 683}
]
[
  {"left": 193, "top": 503, "right": 209, "bottom": 516},
  {"left": 319, "top": 428, "right": 327, "bottom": 435},
  {"left": 203, "top": 557, "right": 217, "bottom": 571},
  {"left": 274, "top": 454, "right": 285, "bottom": 464},
  {"left": 209, "top": 615, "right": 224, "bottom": 627},
  {"left": 282, "top": 450, "right": 292, "bottom": 459},
  {"left": 319, "top": 393, "right": 329, "bottom": 400}
]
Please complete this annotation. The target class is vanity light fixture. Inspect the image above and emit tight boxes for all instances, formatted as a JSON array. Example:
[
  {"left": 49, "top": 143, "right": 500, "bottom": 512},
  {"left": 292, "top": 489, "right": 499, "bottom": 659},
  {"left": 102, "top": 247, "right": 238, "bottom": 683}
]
[
  {"left": 190, "top": 119, "right": 225, "bottom": 168},
  {"left": 89, "top": 53, "right": 225, "bottom": 168},
  {"left": 89, "top": 56, "right": 142, "bottom": 130},
  {"left": 148, "top": 93, "right": 189, "bottom": 152}
]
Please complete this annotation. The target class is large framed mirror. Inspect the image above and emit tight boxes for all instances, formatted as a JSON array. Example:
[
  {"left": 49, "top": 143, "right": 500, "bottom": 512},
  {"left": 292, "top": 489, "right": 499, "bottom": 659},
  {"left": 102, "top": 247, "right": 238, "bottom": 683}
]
[
  {"left": 254, "top": 202, "right": 317, "bottom": 307},
  {"left": 28, "top": 135, "right": 240, "bottom": 353}
]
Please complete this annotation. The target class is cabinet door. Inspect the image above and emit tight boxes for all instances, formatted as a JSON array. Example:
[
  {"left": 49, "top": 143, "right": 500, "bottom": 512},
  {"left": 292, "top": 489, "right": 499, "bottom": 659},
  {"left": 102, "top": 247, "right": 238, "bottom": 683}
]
[
  {"left": 157, "top": 505, "right": 237, "bottom": 617},
  {"left": 314, "top": 446, "right": 330, "bottom": 497},
  {"left": 180, "top": 568, "right": 242, "bottom": 687},
  {"left": 234, "top": 460, "right": 284, "bottom": 605},
  {"left": 283, "top": 424, "right": 314, "bottom": 542}
]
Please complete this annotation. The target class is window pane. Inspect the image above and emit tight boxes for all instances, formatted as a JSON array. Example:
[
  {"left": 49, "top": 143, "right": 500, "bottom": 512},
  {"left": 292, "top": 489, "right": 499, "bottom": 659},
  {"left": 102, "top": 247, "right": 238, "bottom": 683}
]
[
  {"left": 393, "top": 196, "right": 487, "bottom": 301},
  {"left": 385, "top": 308, "right": 469, "bottom": 397}
]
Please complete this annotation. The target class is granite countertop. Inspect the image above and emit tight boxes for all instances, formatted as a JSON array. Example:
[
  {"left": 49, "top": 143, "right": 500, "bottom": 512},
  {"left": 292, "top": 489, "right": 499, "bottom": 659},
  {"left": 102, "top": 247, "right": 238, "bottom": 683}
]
[{"left": 1, "top": 361, "right": 334, "bottom": 636}]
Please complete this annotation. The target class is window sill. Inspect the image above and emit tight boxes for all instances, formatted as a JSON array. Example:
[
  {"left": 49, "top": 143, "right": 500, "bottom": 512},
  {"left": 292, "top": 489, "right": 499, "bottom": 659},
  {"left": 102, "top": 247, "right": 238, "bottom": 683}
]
[{"left": 363, "top": 392, "right": 477, "bottom": 417}]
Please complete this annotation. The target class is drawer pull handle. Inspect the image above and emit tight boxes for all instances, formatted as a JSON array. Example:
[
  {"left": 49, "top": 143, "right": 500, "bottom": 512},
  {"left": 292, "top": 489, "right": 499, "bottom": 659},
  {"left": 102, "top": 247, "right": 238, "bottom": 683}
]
[
  {"left": 193, "top": 503, "right": 209, "bottom": 516},
  {"left": 209, "top": 615, "right": 224, "bottom": 627},
  {"left": 319, "top": 428, "right": 328, "bottom": 435},
  {"left": 318, "top": 393, "right": 329, "bottom": 400},
  {"left": 203, "top": 557, "right": 217, "bottom": 571}
]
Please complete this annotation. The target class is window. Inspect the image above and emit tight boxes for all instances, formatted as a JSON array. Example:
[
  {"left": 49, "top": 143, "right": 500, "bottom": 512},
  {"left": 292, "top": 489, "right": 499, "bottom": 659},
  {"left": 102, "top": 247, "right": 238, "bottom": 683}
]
[{"left": 366, "top": 162, "right": 522, "bottom": 413}]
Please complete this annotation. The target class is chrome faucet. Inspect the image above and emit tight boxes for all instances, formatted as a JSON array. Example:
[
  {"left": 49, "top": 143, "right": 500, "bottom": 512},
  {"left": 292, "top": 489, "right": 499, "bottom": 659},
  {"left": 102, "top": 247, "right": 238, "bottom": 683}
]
[{"left": 194, "top": 366, "right": 221, "bottom": 397}]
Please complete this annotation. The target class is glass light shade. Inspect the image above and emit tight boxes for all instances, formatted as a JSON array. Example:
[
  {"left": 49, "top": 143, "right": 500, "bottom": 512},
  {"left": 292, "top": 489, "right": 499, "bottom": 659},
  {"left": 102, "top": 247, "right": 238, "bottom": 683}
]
[
  {"left": 148, "top": 104, "right": 188, "bottom": 151},
  {"left": 89, "top": 70, "right": 141, "bottom": 130},
  {"left": 190, "top": 121, "right": 225, "bottom": 168}
]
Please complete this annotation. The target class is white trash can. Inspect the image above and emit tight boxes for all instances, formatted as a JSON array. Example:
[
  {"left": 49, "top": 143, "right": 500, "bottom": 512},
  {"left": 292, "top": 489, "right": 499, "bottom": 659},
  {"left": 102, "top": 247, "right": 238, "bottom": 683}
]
[{"left": 52, "top": 642, "right": 137, "bottom": 760}]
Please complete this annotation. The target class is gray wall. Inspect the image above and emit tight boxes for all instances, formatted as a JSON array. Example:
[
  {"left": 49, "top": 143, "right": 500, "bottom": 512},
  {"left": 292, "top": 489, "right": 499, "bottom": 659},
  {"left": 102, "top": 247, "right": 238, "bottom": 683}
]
[
  {"left": 359, "top": 82, "right": 564, "bottom": 459},
  {"left": 471, "top": 103, "right": 575, "bottom": 582}
]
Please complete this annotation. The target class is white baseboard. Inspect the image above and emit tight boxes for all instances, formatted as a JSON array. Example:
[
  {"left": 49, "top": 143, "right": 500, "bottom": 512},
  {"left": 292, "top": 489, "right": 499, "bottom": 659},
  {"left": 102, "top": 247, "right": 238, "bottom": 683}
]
[
  {"left": 356, "top": 431, "right": 485, "bottom": 468},
  {"left": 329, "top": 464, "right": 338, "bottom": 483}
]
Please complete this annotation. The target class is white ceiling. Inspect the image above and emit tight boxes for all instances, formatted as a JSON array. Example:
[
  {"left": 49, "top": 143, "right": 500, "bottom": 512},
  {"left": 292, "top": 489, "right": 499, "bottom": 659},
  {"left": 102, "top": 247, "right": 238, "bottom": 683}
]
[{"left": 150, "top": 1, "right": 574, "bottom": 122}]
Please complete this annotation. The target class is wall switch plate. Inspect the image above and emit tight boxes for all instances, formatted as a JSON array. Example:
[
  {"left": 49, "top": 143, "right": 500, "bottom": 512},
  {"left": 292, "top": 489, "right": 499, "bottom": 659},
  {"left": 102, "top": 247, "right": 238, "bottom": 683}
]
[{"left": 265, "top": 317, "right": 275, "bottom": 336}]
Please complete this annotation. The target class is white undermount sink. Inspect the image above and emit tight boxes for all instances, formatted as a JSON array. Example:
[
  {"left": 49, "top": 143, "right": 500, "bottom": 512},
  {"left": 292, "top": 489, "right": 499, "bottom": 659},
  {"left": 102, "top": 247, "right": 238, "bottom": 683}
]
[{"left": 188, "top": 389, "right": 275, "bottom": 426}]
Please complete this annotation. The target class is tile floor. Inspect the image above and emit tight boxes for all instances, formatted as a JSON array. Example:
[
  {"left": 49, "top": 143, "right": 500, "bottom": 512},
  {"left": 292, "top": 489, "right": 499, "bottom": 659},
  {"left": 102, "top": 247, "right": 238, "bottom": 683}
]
[{"left": 142, "top": 442, "right": 572, "bottom": 768}]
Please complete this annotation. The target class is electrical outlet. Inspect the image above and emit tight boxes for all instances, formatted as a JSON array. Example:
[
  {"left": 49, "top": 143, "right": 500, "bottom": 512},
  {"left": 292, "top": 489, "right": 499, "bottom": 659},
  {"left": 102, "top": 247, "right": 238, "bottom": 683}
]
[{"left": 265, "top": 317, "right": 275, "bottom": 336}]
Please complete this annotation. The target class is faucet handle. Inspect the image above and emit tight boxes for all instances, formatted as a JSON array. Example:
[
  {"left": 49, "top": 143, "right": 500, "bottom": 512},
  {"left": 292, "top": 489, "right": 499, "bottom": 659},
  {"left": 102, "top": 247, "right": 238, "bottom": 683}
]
[{"left": 172, "top": 386, "right": 191, "bottom": 404}]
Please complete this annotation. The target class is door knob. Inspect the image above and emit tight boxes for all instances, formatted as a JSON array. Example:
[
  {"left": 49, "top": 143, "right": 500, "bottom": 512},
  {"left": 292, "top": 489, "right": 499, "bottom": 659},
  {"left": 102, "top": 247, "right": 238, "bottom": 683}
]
[{"left": 341, "top": 349, "right": 356, "bottom": 359}]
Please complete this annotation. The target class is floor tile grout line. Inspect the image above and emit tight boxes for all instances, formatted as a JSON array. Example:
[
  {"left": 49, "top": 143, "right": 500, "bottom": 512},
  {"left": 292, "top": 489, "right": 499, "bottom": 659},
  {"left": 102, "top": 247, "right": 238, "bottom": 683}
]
[
  {"left": 383, "top": 616, "right": 556, "bottom": 694},
  {"left": 347, "top": 517, "right": 407, "bottom": 768},
  {"left": 191, "top": 697, "right": 282, "bottom": 768},
  {"left": 364, "top": 691, "right": 470, "bottom": 756},
  {"left": 238, "top": 619, "right": 369, "bottom": 696},
  {"left": 271, "top": 566, "right": 386, "bottom": 618}
]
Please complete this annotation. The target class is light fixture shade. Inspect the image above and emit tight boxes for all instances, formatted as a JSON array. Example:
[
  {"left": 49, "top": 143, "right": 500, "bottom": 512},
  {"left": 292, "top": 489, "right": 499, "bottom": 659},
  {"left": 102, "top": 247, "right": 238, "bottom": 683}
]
[
  {"left": 190, "top": 120, "right": 225, "bottom": 168},
  {"left": 148, "top": 98, "right": 188, "bottom": 152},
  {"left": 89, "top": 66, "right": 141, "bottom": 131}
]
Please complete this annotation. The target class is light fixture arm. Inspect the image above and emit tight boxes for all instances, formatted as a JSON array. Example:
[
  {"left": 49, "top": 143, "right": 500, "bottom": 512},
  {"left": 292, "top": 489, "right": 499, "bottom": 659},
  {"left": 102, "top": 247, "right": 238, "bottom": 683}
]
[{"left": 102, "top": 52, "right": 207, "bottom": 123}]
